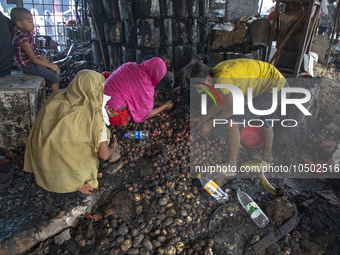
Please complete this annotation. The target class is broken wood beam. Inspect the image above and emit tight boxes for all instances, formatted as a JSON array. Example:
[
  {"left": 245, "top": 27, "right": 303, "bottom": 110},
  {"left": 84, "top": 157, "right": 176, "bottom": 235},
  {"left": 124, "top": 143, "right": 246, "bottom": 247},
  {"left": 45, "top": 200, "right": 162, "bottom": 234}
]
[
  {"left": 269, "top": 11, "right": 307, "bottom": 64},
  {"left": 251, "top": 218, "right": 300, "bottom": 254},
  {"left": 306, "top": 5, "right": 321, "bottom": 53},
  {"left": 266, "top": 0, "right": 281, "bottom": 62},
  {"left": 293, "top": 0, "right": 315, "bottom": 77}
]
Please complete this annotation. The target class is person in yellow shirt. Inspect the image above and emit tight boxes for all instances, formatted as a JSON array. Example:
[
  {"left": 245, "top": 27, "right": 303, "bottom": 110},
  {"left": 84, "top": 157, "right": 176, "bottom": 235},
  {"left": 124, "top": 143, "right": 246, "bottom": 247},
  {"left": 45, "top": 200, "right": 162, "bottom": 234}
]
[{"left": 189, "top": 58, "right": 289, "bottom": 179}]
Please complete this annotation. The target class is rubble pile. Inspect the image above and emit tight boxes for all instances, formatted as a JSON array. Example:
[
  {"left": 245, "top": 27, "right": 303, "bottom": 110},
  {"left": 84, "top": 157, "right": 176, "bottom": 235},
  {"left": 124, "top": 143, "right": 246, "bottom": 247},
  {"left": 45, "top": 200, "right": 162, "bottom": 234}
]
[
  {"left": 1, "top": 70, "right": 340, "bottom": 255},
  {"left": 21, "top": 87, "right": 224, "bottom": 254},
  {"left": 112, "top": 88, "right": 191, "bottom": 168}
]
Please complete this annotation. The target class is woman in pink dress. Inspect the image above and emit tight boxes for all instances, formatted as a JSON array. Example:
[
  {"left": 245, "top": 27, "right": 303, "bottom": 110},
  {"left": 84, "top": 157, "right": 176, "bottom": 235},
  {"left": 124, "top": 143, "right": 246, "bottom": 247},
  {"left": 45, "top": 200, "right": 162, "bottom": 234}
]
[{"left": 104, "top": 57, "right": 173, "bottom": 126}]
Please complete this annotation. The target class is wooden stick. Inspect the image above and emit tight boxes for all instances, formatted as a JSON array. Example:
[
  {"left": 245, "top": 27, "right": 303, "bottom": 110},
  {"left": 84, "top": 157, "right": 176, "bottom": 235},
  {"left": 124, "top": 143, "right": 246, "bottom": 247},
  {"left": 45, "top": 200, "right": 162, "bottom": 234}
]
[
  {"left": 87, "top": 3, "right": 107, "bottom": 70},
  {"left": 293, "top": 0, "right": 315, "bottom": 77},
  {"left": 266, "top": 0, "right": 281, "bottom": 62},
  {"left": 305, "top": 5, "right": 320, "bottom": 54}
]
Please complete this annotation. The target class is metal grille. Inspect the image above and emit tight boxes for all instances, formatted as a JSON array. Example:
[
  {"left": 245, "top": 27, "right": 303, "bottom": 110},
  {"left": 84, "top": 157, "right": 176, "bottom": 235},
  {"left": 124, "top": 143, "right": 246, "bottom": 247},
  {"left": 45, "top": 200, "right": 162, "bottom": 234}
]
[
  {"left": 22, "top": 0, "right": 82, "bottom": 51},
  {"left": 212, "top": 0, "right": 227, "bottom": 20},
  {"left": 0, "top": 0, "right": 17, "bottom": 18},
  {"left": 21, "top": 0, "right": 93, "bottom": 75}
]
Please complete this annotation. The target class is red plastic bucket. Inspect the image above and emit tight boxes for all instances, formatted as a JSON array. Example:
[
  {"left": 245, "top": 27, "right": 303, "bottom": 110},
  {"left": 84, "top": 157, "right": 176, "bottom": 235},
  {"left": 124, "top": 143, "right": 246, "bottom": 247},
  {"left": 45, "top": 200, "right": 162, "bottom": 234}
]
[
  {"left": 101, "top": 71, "right": 111, "bottom": 80},
  {"left": 240, "top": 126, "right": 264, "bottom": 148}
]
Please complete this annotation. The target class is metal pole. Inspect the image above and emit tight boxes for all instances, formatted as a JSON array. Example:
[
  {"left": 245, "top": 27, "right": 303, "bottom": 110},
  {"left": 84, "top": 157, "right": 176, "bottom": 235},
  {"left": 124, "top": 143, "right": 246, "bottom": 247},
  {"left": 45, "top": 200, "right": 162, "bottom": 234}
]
[
  {"left": 15, "top": 0, "right": 23, "bottom": 7},
  {"left": 258, "top": 0, "right": 264, "bottom": 16},
  {"left": 335, "top": 3, "right": 340, "bottom": 44},
  {"left": 224, "top": 0, "right": 229, "bottom": 21},
  {"left": 326, "top": 1, "right": 340, "bottom": 66}
]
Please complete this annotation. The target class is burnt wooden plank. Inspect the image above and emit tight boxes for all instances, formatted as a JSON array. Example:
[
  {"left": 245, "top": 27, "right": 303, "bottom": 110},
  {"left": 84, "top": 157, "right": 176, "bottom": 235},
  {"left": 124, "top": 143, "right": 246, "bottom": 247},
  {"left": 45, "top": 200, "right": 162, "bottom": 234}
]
[{"left": 251, "top": 218, "right": 300, "bottom": 254}]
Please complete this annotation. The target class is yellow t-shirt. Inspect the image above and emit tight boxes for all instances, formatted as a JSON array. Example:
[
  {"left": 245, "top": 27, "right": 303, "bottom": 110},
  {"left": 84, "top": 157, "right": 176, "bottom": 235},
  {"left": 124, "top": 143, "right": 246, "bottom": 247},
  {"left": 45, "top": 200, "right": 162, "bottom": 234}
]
[{"left": 212, "top": 59, "right": 286, "bottom": 98}]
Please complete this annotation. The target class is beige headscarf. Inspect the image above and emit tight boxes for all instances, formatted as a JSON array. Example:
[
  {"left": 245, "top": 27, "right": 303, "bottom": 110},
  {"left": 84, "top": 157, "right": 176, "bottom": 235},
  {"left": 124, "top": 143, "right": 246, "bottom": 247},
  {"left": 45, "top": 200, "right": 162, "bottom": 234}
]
[{"left": 24, "top": 70, "right": 108, "bottom": 193}]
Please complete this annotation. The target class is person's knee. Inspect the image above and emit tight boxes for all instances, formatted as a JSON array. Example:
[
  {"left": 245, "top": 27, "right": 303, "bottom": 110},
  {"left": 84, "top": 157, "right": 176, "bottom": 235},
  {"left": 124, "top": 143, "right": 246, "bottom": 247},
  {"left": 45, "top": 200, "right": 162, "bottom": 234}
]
[
  {"left": 261, "top": 126, "right": 273, "bottom": 131},
  {"left": 227, "top": 120, "right": 239, "bottom": 130},
  {"left": 50, "top": 83, "right": 59, "bottom": 93}
]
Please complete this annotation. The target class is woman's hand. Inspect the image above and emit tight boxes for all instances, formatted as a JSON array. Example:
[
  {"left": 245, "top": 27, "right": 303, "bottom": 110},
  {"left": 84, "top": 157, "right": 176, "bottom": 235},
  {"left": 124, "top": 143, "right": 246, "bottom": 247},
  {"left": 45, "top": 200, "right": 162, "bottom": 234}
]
[
  {"left": 201, "top": 120, "right": 213, "bottom": 137},
  {"left": 163, "top": 100, "right": 173, "bottom": 110},
  {"left": 110, "top": 138, "right": 118, "bottom": 152},
  {"left": 191, "top": 118, "right": 201, "bottom": 131},
  {"left": 147, "top": 100, "right": 173, "bottom": 119},
  {"left": 98, "top": 138, "right": 118, "bottom": 161}
]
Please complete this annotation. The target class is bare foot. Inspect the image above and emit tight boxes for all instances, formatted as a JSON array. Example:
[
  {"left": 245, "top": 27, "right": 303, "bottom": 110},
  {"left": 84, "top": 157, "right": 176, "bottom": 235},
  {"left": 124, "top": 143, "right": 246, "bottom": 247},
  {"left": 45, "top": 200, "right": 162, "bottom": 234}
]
[
  {"left": 222, "top": 161, "right": 237, "bottom": 176},
  {"left": 260, "top": 153, "right": 273, "bottom": 163},
  {"left": 80, "top": 183, "right": 94, "bottom": 194},
  {"left": 209, "top": 162, "right": 237, "bottom": 187},
  {"left": 214, "top": 177, "right": 234, "bottom": 188}
]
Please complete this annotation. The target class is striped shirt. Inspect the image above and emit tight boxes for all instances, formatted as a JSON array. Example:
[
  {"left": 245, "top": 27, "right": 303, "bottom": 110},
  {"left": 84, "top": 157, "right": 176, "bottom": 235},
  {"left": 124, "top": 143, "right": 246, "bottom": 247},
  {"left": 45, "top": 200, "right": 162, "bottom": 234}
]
[{"left": 12, "top": 29, "right": 41, "bottom": 70}]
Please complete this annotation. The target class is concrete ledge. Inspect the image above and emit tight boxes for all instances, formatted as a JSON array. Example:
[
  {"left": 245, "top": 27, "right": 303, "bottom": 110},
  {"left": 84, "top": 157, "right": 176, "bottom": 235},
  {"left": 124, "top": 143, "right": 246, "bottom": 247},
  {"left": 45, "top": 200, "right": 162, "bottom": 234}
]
[
  {"left": 0, "top": 72, "right": 46, "bottom": 150},
  {"left": 0, "top": 72, "right": 46, "bottom": 94}
]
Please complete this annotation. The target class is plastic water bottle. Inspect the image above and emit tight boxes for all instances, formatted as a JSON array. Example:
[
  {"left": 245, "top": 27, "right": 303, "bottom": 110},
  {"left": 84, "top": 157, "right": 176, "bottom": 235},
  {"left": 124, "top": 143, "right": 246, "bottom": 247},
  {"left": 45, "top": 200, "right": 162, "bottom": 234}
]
[
  {"left": 197, "top": 174, "right": 229, "bottom": 204},
  {"left": 237, "top": 189, "right": 269, "bottom": 228},
  {"left": 124, "top": 131, "right": 149, "bottom": 139}
]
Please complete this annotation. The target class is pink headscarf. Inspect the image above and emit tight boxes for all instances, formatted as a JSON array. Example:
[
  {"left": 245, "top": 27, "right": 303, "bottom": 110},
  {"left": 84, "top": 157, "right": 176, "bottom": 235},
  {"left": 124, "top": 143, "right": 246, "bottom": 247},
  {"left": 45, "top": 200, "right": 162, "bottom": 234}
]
[{"left": 104, "top": 57, "right": 167, "bottom": 123}]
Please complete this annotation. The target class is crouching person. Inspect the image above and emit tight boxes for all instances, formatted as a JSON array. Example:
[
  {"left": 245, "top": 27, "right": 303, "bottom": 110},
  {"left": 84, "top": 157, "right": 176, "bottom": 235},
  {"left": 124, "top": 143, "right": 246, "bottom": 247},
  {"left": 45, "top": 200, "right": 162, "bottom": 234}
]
[
  {"left": 24, "top": 70, "right": 118, "bottom": 194},
  {"left": 188, "top": 58, "right": 289, "bottom": 185}
]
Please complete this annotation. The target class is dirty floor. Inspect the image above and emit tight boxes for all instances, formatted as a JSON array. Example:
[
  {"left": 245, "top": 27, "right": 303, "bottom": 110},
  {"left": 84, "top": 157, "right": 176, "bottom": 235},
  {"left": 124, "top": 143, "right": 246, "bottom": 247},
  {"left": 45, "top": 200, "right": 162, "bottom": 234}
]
[{"left": 0, "top": 63, "right": 340, "bottom": 255}]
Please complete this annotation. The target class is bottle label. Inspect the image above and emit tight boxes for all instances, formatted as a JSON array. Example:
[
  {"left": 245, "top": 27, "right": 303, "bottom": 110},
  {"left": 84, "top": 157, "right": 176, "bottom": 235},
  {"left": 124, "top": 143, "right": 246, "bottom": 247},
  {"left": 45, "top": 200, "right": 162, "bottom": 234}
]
[
  {"left": 135, "top": 131, "right": 141, "bottom": 139},
  {"left": 203, "top": 180, "right": 218, "bottom": 194},
  {"left": 245, "top": 202, "right": 259, "bottom": 216}
]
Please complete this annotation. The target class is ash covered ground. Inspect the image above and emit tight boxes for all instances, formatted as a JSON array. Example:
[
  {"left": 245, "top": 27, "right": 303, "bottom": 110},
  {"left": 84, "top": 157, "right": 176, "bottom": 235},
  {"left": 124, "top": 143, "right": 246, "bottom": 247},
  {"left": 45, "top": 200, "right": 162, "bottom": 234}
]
[{"left": 0, "top": 66, "right": 340, "bottom": 255}]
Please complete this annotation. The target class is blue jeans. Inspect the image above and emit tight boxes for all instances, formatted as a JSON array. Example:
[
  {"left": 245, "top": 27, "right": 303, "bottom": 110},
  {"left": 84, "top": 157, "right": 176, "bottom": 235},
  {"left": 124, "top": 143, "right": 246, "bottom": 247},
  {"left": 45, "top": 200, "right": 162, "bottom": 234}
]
[
  {"left": 23, "top": 63, "right": 59, "bottom": 85},
  {"left": 230, "top": 81, "right": 290, "bottom": 128}
]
